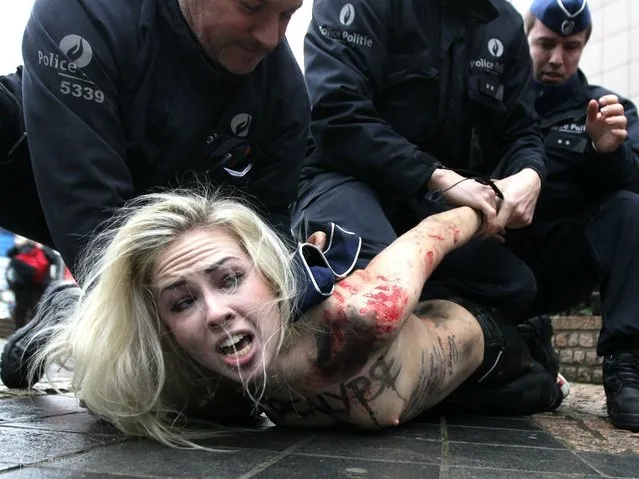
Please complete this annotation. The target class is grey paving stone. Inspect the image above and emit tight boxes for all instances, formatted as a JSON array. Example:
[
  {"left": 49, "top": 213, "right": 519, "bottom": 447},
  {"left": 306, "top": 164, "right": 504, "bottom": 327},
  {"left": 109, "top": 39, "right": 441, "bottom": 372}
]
[
  {"left": 39, "top": 439, "right": 287, "bottom": 478},
  {"left": 2, "top": 412, "right": 120, "bottom": 436},
  {"left": 0, "top": 427, "right": 120, "bottom": 466},
  {"left": 390, "top": 421, "right": 441, "bottom": 438},
  {"left": 442, "top": 467, "right": 601, "bottom": 478},
  {"left": 0, "top": 396, "right": 83, "bottom": 423},
  {"left": 296, "top": 430, "right": 441, "bottom": 464},
  {"left": 446, "top": 442, "right": 598, "bottom": 475},
  {"left": 577, "top": 451, "right": 639, "bottom": 478},
  {"left": 446, "top": 425, "right": 565, "bottom": 448},
  {"left": 202, "top": 426, "right": 315, "bottom": 452},
  {"left": 445, "top": 415, "right": 543, "bottom": 431},
  {"left": 0, "top": 467, "right": 121, "bottom": 478},
  {"left": 405, "top": 413, "right": 441, "bottom": 425},
  {"left": 254, "top": 455, "right": 439, "bottom": 478}
]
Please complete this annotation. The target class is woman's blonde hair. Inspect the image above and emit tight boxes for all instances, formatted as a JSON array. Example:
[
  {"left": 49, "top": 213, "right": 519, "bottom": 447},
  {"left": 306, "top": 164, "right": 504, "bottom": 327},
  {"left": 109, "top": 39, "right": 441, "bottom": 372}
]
[{"left": 32, "top": 189, "right": 298, "bottom": 448}]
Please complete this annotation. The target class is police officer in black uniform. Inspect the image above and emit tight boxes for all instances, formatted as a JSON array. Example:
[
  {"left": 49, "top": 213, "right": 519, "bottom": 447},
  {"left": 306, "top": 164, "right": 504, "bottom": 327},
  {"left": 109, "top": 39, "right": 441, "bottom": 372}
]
[
  {"left": 0, "top": 0, "right": 309, "bottom": 390},
  {"left": 509, "top": 0, "right": 639, "bottom": 431},
  {"left": 295, "top": 0, "right": 547, "bottom": 314},
  {"left": 0, "top": 0, "right": 309, "bottom": 273}
]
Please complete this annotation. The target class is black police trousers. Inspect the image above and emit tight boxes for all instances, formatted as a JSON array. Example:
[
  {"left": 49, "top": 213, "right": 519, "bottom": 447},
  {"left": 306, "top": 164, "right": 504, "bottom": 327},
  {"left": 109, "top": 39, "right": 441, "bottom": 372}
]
[
  {"left": 507, "top": 190, "right": 639, "bottom": 355},
  {"left": 292, "top": 171, "right": 537, "bottom": 316}
]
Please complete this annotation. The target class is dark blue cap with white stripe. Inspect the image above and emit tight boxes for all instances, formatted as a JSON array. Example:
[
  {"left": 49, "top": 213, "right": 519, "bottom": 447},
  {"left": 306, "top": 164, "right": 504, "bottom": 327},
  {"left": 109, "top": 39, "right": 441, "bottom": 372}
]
[{"left": 530, "top": 0, "right": 591, "bottom": 36}]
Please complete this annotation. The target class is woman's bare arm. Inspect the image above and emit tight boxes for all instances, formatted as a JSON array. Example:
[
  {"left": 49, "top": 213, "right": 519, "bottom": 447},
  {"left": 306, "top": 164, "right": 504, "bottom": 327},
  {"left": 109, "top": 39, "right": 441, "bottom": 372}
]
[
  {"left": 303, "top": 207, "right": 482, "bottom": 383},
  {"left": 344, "top": 206, "right": 482, "bottom": 335}
]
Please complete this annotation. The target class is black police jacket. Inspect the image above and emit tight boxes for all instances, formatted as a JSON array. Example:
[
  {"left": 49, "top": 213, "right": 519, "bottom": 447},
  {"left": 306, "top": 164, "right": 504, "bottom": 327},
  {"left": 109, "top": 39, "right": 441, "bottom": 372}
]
[
  {"left": 534, "top": 70, "right": 639, "bottom": 219},
  {"left": 303, "top": 0, "right": 546, "bottom": 198},
  {"left": 22, "top": 0, "right": 309, "bottom": 270}
]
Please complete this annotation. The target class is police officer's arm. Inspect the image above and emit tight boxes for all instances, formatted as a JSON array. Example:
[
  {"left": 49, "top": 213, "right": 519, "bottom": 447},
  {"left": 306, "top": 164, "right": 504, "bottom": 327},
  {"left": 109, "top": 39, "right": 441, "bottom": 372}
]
[
  {"left": 304, "top": 0, "right": 440, "bottom": 198},
  {"left": 248, "top": 43, "right": 309, "bottom": 242},
  {"left": 22, "top": 0, "right": 133, "bottom": 273},
  {"left": 585, "top": 94, "right": 639, "bottom": 191}
]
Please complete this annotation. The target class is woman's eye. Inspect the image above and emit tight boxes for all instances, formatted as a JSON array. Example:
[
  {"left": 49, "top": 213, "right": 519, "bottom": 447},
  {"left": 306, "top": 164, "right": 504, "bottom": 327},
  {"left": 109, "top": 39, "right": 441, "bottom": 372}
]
[
  {"left": 171, "top": 297, "right": 195, "bottom": 313},
  {"left": 221, "top": 272, "right": 244, "bottom": 290}
]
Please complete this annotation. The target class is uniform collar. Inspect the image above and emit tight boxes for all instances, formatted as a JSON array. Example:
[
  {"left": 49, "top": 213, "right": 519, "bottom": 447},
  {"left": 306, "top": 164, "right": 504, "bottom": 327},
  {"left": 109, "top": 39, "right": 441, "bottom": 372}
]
[{"left": 535, "top": 70, "right": 587, "bottom": 114}]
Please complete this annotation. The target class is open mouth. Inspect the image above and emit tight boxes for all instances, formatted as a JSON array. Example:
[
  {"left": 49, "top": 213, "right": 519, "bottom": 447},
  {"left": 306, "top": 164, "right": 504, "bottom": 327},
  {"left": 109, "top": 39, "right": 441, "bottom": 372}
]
[{"left": 218, "top": 332, "right": 256, "bottom": 367}]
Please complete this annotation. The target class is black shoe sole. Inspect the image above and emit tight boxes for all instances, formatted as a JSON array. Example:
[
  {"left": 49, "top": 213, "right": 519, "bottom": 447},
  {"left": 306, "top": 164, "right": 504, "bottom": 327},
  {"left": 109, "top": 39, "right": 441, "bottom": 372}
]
[
  {"left": 0, "top": 281, "right": 77, "bottom": 388},
  {"left": 608, "top": 412, "right": 639, "bottom": 432},
  {"left": 0, "top": 314, "right": 46, "bottom": 388}
]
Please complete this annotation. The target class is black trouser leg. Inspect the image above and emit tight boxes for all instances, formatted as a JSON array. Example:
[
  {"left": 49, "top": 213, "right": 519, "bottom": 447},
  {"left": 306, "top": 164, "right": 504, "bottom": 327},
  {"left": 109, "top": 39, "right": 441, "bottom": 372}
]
[
  {"left": 435, "top": 299, "right": 562, "bottom": 416},
  {"left": 422, "top": 238, "right": 537, "bottom": 316},
  {"left": 508, "top": 191, "right": 639, "bottom": 355},
  {"left": 586, "top": 191, "right": 639, "bottom": 355},
  {"left": 507, "top": 211, "right": 600, "bottom": 316}
]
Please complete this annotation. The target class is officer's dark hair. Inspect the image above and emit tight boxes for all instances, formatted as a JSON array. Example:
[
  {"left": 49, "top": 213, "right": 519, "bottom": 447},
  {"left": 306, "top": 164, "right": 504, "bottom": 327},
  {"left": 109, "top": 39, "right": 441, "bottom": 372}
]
[{"left": 523, "top": 10, "right": 592, "bottom": 43}]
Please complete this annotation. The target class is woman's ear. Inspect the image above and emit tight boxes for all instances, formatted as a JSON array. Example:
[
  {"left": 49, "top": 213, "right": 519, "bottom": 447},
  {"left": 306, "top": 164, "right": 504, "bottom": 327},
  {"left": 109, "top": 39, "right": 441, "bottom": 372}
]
[{"left": 306, "top": 231, "right": 327, "bottom": 251}]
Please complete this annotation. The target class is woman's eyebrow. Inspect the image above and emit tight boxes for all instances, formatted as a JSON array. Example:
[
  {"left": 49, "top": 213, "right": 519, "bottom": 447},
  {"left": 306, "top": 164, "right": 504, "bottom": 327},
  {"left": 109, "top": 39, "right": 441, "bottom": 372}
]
[
  {"left": 159, "top": 257, "right": 237, "bottom": 297},
  {"left": 204, "top": 256, "right": 236, "bottom": 274}
]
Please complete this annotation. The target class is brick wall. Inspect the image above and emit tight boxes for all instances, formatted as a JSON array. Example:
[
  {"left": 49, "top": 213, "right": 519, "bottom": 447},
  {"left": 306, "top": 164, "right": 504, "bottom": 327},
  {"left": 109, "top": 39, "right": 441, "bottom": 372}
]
[{"left": 551, "top": 316, "right": 603, "bottom": 384}]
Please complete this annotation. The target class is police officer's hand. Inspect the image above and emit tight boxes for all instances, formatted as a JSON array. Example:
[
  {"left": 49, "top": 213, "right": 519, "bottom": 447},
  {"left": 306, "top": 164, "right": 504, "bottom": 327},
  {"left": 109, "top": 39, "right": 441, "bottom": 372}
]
[
  {"left": 586, "top": 95, "right": 627, "bottom": 154},
  {"left": 491, "top": 168, "right": 541, "bottom": 230},
  {"left": 428, "top": 169, "right": 499, "bottom": 233}
]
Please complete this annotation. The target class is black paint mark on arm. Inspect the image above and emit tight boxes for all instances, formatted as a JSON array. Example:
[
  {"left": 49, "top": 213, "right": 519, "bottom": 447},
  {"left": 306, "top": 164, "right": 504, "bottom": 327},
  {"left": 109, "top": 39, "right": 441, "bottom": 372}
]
[
  {"left": 413, "top": 301, "right": 450, "bottom": 328},
  {"left": 315, "top": 316, "right": 377, "bottom": 380}
]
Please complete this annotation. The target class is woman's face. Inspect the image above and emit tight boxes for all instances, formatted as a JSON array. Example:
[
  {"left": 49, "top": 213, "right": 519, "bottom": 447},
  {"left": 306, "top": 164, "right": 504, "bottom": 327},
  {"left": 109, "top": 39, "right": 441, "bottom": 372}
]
[{"left": 153, "top": 227, "right": 282, "bottom": 383}]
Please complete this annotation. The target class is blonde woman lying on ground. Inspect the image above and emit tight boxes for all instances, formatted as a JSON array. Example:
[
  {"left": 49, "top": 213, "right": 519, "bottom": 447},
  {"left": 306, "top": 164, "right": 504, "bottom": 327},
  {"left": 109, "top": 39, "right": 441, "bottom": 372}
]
[{"left": 20, "top": 190, "right": 561, "bottom": 447}]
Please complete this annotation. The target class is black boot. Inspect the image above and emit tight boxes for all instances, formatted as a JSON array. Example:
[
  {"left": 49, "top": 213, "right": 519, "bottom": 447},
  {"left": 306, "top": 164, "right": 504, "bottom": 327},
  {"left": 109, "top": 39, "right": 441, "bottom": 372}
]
[
  {"left": 1, "top": 281, "right": 79, "bottom": 388},
  {"left": 603, "top": 351, "right": 639, "bottom": 432},
  {"left": 518, "top": 315, "right": 559, "bottom": 379}
]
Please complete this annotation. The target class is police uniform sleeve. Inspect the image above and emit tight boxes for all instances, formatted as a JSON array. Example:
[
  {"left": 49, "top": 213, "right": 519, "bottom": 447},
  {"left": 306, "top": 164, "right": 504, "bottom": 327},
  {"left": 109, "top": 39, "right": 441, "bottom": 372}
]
[
  {"left": 485, "top": 25, "right": 547, "bottom": 181},
  {"left": 22, "top": 0, "right": 132, "bottom": 272},
  {"left": 304, "top": 0, "right": 441, "bottom": 198},
  {"left": 587, "top": 95, "right": 639, "bottom": 192},
  {"left": 245, "top": 40, "right": 308, "bottom": 242}
]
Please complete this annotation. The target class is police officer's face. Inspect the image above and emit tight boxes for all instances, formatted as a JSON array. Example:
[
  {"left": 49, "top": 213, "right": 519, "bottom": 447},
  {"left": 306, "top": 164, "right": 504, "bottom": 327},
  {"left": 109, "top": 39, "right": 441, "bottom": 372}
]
[
  {"left": 180, "top": 0, "right": 302, "bottom": 74},
  {"left": 527, "top": 20, "right": 587, "bottom": 85}
]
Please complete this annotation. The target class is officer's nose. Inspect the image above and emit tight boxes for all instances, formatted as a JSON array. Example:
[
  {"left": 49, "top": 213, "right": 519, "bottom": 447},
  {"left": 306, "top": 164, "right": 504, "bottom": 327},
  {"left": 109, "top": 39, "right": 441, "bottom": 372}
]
[
  {"left": 252, "top": 15, "right": 283, "bottom": 52},
  {"left": 548, "top": 46, "right": 564, "bottom": 67}
]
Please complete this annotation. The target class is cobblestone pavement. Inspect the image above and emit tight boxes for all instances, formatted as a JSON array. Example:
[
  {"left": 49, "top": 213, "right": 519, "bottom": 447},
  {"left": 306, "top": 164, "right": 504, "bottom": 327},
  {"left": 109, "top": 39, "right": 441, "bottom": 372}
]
[{"left": 1, "top": 339, "right": 638, "bottom": 478}]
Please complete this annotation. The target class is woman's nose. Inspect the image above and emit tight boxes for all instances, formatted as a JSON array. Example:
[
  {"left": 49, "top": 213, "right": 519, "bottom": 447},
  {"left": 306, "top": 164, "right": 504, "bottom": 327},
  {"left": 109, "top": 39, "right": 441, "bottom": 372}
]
[{"left": 203, "top": 295, "right": 235, "bottom": 329}]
